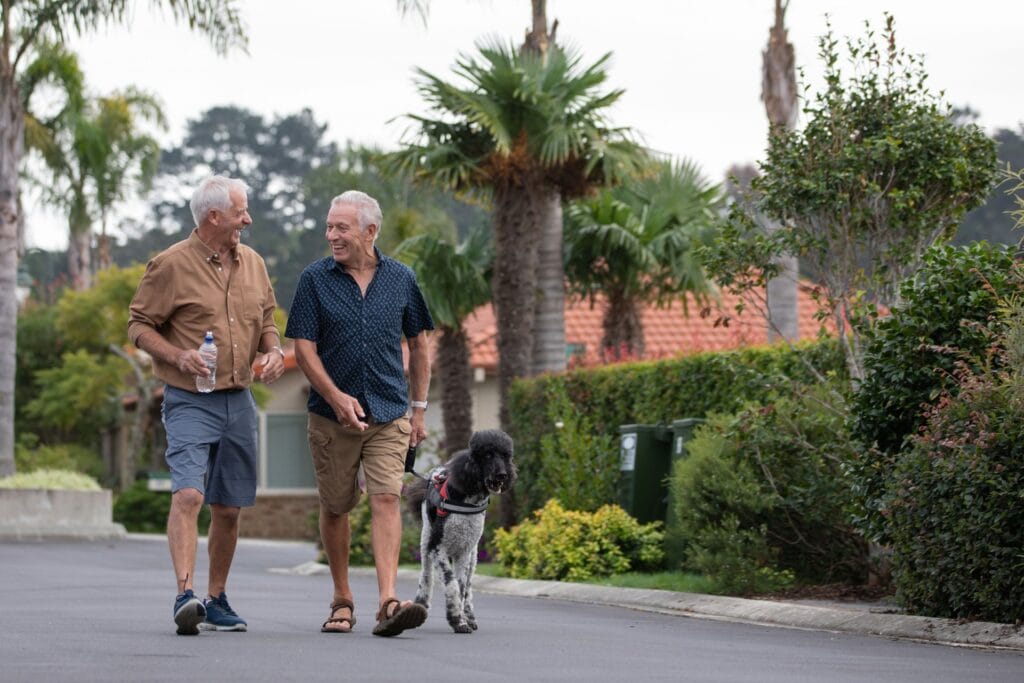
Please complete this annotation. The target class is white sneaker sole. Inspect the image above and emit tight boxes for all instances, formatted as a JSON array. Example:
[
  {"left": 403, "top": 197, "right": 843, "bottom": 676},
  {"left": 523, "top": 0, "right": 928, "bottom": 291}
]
[{"left": 198, "top": 621, "right": 248, "bottom": 632}]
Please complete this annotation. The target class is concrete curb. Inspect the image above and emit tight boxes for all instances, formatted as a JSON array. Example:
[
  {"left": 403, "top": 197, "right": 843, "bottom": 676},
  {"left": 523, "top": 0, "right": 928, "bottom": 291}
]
[
  {"left": 463, "top": 574, "right": 1024, "bottom": 650},
  {"left": 272, "top": 562, "right": 1024, "bottom": 651}
]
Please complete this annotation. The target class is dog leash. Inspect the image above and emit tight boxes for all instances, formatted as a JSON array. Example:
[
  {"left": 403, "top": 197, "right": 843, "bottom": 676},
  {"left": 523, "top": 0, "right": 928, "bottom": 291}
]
[{"left": 405, "top": 445, "right": 430, "bottom": 481}]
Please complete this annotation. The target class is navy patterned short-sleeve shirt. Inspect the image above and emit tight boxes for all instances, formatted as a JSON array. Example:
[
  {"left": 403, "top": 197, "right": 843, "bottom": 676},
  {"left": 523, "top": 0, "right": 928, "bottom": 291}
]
[{"left": 285, "top": 247, "right": 434, "bottom": 424}]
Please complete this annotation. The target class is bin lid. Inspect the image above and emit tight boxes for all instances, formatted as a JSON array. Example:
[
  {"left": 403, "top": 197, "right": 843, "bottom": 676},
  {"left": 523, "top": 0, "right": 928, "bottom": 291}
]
[{"left": 618, "top": 423, "right": 672, "bottom": 440}]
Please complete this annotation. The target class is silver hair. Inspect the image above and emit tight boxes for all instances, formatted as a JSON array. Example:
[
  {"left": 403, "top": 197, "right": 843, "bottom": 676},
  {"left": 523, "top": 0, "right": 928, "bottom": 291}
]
[
  {"left": 190, "top": 175, "right": 249, "bottom": 226},
  {"left": 330, "top": 190, "right": 383, "bottom": 241}
]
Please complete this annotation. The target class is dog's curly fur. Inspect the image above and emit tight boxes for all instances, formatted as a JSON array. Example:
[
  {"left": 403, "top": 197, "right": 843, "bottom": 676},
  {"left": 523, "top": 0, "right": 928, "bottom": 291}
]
[{"left": 406, "top": 429, "right": 516, "bottom": 633}]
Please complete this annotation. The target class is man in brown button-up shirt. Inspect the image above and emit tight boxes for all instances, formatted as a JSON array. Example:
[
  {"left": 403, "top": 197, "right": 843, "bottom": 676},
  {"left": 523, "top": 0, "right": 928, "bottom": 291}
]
[{"left": 128, "top": 175, "right": 285, "bottom": 635}]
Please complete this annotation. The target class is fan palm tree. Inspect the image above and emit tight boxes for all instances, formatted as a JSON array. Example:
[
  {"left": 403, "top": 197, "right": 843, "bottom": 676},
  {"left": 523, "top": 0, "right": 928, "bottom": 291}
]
[
  {"left": 396, "top": 1, "right": 563, "bottom": 377},
  {"left": 395, "top": 227, "right": 492, "bottom": 457},
  {"left": 386, "top": 40, "right": 645, "bottom": 435},
  {"left": 21, "top": 44, "right": 165, "bottom": 290},
  {"left": 564, "top": 159, "right": 721, "bottom": 360}
]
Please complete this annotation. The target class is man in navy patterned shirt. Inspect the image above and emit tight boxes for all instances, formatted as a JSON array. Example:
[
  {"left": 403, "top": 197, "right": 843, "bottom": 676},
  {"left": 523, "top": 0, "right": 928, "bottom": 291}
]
[{"left": 286, "top": 190, "right": 434, "bottom": 637}]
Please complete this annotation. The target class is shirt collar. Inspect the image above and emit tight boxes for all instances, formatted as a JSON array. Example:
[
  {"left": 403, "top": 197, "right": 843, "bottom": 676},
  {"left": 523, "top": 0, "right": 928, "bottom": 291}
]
[
  {"left": 188, "top": 228, "right": 240, "bottom": 264},
  {"left": 332, "top": 245, "right": 385, "bottom": 274}
]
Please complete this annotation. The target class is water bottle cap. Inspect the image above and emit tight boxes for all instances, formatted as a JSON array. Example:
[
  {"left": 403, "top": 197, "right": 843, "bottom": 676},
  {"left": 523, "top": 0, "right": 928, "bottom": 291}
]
[{"left": 204, "top": 331, "right": 214, "bottom": 341}]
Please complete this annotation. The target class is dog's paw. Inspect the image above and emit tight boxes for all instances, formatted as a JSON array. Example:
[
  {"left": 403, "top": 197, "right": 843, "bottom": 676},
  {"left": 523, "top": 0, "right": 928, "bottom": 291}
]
[{"left": 452, "top": 623, "right": 473, "bottom": 634}]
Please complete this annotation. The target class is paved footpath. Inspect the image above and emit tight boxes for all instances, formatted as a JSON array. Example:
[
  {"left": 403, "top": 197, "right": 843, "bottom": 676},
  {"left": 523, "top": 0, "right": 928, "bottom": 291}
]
[{"left": 2, "top": 535, "right": 1023, "bottom": 683}]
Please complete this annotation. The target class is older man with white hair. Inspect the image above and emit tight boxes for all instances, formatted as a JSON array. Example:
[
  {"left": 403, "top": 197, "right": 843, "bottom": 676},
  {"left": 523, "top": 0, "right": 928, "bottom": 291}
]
[
  {"left": 128, "top": 175, "right": 285, "bottom": 635},
  {"left": 287, "top": 190, "right": 434, "bottom": 637}
]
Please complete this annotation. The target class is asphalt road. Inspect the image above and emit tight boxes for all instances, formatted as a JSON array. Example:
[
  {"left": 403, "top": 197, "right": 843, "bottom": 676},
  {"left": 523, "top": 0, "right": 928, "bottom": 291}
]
[{"left": 2, "top": 536, "right": 1023, "bottom": 682}]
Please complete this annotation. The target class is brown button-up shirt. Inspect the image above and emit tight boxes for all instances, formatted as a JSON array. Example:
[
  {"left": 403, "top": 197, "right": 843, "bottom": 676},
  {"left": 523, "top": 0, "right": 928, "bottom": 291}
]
[{"left": 128, "top": 229, "right": 278, "bottom": 392}]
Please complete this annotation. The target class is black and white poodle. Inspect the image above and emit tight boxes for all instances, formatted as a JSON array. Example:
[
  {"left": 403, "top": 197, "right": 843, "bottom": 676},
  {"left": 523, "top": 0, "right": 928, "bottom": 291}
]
[{"left": 407, "top": 429, "right": 516, "bottom": 633}]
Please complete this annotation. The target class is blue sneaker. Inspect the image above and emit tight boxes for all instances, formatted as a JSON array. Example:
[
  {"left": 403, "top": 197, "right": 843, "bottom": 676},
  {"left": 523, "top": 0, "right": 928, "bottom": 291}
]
[
  {"left": 200, "top": 592, "right": 248, "bottom": 632},
  {"left": 173, "top": 589, "right": 206, "bottom": 636}
]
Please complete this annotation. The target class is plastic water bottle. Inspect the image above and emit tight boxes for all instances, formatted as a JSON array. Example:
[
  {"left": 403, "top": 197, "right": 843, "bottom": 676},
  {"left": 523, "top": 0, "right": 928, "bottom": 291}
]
[{"left": 195, "top": 331, "right": 218, "bottom": 393}]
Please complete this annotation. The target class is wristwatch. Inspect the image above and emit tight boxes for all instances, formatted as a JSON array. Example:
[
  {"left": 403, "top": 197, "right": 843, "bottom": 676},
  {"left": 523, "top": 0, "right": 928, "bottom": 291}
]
[{"left": 410, "top": 400, "right": 428, "bottom": 410}]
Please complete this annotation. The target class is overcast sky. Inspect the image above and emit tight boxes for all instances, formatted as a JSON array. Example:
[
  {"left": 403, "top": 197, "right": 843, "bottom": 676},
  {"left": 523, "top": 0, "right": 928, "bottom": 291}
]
[{"left": 25, "top": 0, "right": 1023, "bottom": 250}]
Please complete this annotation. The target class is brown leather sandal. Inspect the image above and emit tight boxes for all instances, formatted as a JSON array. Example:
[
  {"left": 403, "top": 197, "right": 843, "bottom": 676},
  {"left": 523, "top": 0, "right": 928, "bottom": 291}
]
[
  {"left": 321, "top": 598, "right": 356, "bottom": 633},
  {"left": 372, "top": 597, "right": 427, "bottom": 637}
]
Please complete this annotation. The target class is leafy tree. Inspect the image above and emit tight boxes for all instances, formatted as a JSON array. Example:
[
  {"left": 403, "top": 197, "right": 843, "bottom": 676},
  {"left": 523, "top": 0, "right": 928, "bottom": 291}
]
[
  {"left": 702, "top": 15, "right": 997, "bottom": 383},
  {"left": 395, "top": 227, "right": 492, "bottom": 455},
  {"left": 564, "top": 158, "right": 720, "bottom": 359},
  {"left": 0, "top": 0, "right": 247, "bottom": 477},
  {"left": 15, "top": 301, "right": 64, "bottom": 439},
  {"left": 21, "top": 43, "right": 165, "bottom": 290},
  {"left": 387, "top": 41, "right": 646, "bottom": 525}
]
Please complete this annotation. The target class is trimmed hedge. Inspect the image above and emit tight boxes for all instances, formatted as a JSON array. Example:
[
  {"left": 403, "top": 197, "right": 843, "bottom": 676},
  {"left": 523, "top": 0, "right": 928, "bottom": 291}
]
[{"left": 508, "top": 340, "right": 846, "bottom": 518}]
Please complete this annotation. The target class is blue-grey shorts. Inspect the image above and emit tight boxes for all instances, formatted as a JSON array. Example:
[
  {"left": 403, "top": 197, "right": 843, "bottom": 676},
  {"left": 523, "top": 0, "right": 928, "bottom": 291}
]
[{"left": 161, "top": 385, "right": 259, "bottom": 507}]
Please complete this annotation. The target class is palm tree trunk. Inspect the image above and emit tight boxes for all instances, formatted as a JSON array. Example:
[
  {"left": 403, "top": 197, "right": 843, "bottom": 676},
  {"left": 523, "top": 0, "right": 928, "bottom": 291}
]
[
  {"left": 521, "top": 0, "right": 555, "bottom": 57},
  {"left": 492, "top": 180, "right": 543, "bottom": 527},
  {"left": 601, "top": 290, "right": 644, "bottom": 361},
  {"left": 0, "top": 65, "right": 23, "bottom": 476},
  {"left": 437, "top": 326, "right": 473, "bottom": 459},
  {"left": 520, "top": 1, "right": 566, "bottom": 377},
  {"left": 762, "top": 0, "right": 799, "bottom": 343},
  {"left": 67, "top": 227, "right": 92, "bottom": 291},
  {"left": 530, "top": 189, "right": 566, "bottom": 374}
]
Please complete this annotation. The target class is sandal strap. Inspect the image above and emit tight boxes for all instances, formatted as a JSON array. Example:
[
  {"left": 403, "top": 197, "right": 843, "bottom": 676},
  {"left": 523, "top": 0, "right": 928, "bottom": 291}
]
[
  {"left": 323, "top": 598, "right": 356, "bottom": 629},
  {"left": 376, "top": 597, "right": 401, "bottom": 621},
  {"left": 330, "top": 598, "right": 354, "bottom": 612}
]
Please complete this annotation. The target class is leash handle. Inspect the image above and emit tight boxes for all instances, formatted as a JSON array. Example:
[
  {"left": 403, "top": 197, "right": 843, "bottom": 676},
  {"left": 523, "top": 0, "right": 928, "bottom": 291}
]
[{"left": 404, "top": 445, "right": 417, "bottom": 473}]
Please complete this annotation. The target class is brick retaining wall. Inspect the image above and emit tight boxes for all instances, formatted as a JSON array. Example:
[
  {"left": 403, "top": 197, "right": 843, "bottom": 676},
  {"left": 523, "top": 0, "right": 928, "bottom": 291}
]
[{"left": 241, "top": 492, "right": 319, "bottom": 540}]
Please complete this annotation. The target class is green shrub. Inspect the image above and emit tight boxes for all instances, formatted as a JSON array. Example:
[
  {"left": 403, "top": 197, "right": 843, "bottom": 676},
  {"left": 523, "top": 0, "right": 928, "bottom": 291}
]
[
  {"left": 113, "top": 480, "right": 211, "bottom": 534},
  {"left": 0, "top": 468, "right": 100, "bottom": 490},
  {"left": 670, "top": 384, "right": 867, "bottom": 590},
  {"left": 881, "top": 345, "right": 1024, "bottom": 621},
  {"left": 509, "top": 340, "right": 846, "bottom": 519},
  {"left": 14, "top": 434, "right": 104, "bottom": 481},
  {"left": 535, "top": 383, "right": 618, "bottom": 512},
  {"left": 851, "top": 243, "right": 1023, "bottom": 540},
  {"left": 493, "top": 500, "right": 664, "bottom": 581}
]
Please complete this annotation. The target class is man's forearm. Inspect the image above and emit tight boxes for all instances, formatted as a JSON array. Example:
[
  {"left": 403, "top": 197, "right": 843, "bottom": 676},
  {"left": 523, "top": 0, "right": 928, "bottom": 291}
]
[
  {"left": 135, "top": 329, "right": 185, "bottom": 367},
  {"left": 407, "top": 334, "right": 431, "bottom": 402}
]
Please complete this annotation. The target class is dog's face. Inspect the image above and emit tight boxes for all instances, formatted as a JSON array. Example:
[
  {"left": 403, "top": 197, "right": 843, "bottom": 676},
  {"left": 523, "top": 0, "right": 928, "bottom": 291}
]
[{"left": 469, "top": 429, "right": 517, "bottom": 495}]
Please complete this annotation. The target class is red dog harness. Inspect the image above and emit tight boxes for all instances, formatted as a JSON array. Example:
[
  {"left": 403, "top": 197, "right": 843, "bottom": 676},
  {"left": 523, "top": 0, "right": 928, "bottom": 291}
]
[{"left": 426, "top": 478, "right": 490, "bottom": 517}]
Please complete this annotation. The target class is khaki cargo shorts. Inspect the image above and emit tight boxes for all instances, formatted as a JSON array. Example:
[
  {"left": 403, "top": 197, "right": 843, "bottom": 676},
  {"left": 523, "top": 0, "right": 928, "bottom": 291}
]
[{"left": 307, "top": 412, "right": 410, "bottom": 515}]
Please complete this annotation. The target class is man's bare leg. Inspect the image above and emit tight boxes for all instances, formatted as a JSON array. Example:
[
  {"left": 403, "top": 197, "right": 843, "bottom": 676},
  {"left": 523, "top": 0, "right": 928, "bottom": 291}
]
[{"left": 319, "top": 505, "right": 354, "bottom": 631}]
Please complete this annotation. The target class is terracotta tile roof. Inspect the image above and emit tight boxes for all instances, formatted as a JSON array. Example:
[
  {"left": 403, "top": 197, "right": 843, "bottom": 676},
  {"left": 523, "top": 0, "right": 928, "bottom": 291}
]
[{"left": 461, "top": 284, "right": 830, "bottom": 374}]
